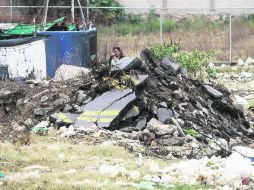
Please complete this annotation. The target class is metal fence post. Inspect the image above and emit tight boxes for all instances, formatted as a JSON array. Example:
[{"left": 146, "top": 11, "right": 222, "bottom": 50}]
[
  {"left": 87, "top": 0, "right": 89, "bottom": 23},
  {"left": 160, "top": 0, "right": 163, "bottom": 44},
  {"left": 229, "top": 0, "right": 232, "bottom": 62},
  {"left": 10, "top": 0, "right": 13, "bottom": 22}
]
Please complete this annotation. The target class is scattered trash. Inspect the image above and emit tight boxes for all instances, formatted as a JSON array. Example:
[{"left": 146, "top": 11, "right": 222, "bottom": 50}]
[
  {"left": 139, "top": 181, "right": 155, "bottom": 190},
  {"left": 0, "top": 172, "right": 5, "bottom": 179}
]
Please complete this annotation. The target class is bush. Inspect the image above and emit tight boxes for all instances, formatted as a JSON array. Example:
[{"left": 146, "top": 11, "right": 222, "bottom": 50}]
[
  {"left": 89, "top": 0, "right": 124, "bottom": 24},
  {"left": 125, "top": 14, "right": 143, "bottom": 24},
  {"left": 151, "top": 42, "right": 214, "bottom": 79}
]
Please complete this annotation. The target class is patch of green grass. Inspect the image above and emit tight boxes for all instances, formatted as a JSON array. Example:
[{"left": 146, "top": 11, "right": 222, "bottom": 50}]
[{"left": 247, "top": 99, "right": 254, "bottom": 107}]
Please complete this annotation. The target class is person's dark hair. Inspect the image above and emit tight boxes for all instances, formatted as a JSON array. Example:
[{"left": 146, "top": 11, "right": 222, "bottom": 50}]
[{"left": 113, "top": 46, "right": 124, "bottom": 58}]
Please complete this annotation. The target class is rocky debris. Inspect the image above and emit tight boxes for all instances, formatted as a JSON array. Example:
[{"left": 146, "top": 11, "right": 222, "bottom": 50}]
[
  {"left": 203, "top": 85, "right": 223, "bottom": 98},
  {"left": 99, "top": 165, "right": 127, "bottom": 177},
  {"left": 0, "top": 49, "right": 253, "bottom": 160},
  {"left": 161, "top": 56, "right": 180, "bottom": 75},
  {"left": 111, "top": 57, "right": 142, "bottom": 71},
  {"left": 0, "top": 90, "right": 24, "bottom": 105},
  {"left": 23, "top": 165, "right": 50, "bottom": 173},
  {"left": 53, "top": 65, "right": 90, "bottom": 81}
]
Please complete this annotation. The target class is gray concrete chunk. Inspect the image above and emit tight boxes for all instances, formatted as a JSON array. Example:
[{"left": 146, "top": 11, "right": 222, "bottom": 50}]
[
  {"left": 203, "top": 85, "right": 223, "bottom": 98},
  {"left": 147, "top": 118, "right": 178, "bottom": 136},
  {"left": 157, "top": 108, "right": 173, "bottom": 123},
  {"left": 161, "top": 56, "right": 180, "bottom": 74}
]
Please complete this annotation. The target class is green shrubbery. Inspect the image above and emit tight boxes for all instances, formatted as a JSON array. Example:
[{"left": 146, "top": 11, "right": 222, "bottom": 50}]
[
  {"left": 99, "top": 12, "right": 229, "bottom": 35},
  {"left": 98, "top": 8, "right": 176, "bottom": 35},
  {"left": 151, "top": 42, "right": 215, "bottom": 79}
]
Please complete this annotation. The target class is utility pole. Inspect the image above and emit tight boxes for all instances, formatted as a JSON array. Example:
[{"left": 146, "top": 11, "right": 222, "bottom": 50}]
[
  {"left": 71, "top": 0, "right": 75, "bottom": 23},
  {"left": 42, "top": 0, "right": 49, "bottom": 31},
  {"left": 77, "top": 0, "right": 86, "bottom": 28}
]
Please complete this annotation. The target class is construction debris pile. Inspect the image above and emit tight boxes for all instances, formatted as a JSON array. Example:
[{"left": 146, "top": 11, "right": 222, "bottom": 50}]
[{"left": 0, "top": 49, "right": 253, "bottom": 159}]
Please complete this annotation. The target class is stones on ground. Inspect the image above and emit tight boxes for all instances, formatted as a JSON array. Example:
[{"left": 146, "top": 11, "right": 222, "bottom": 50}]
[
  {"left": 161, "top": 56, "right": 180, "bottom": 75},
  {"left": 159, "top": 102, "right": 167, "bottom": 108},
  {"left": 0, "top": 90, "right": 24, "bottom": 105},
  {"left": 237, "top": 59, "right": 245, "bottom": 66},
  {"left": 156, "top": 108, "right": 173, "bottom": 123},
  {"left": 76, "top": 90, "right": 91, "bottom": 105},
  {"left": 203, "top": 85, "right": 223, "bottom": 98},
  {"left": 156, "top": 137, "right": 188, "bottom": 146},
  {"left": 136, "top": 118, "right": 147, "bottom": 131},
  {"left": 99, "top": 165, "right": 127, "bottom": 177},
  {"left": 12, "top": 122, "right": 26, "bottom": 132},
  {"left": 172, "top": 90, "right": 184, "bottom": 100},
  {"left": 34, "top": 107, "right": 53, "bottom": 117},
  {"left": 6, "top": 171, "right": 40, "bottom": 182},
  {"left": 23, "top": 165, "right": 50, "bottom": 172},
  {"left": 147, "top": 118, "right": 178, "bottom": 136},
  {"left": 240, "top": 71, "right": 252, "bottom": 79},
  {"left": 170, "top": 118, "right": 185, "bottom": 137},
  {"left": 53, "top": 64, "right": 90, "bottom": 81},
  {"left": 245, "top": 57, "right": 254, "bottom": 66}
]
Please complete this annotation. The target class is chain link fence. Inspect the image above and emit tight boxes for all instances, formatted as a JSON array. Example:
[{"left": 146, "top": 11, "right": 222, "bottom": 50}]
[{"left": 1, "top": 2, "right": 254, "bottom": 62}]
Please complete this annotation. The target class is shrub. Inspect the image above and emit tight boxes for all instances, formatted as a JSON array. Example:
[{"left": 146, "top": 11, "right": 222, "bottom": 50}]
[{"left": 151, "top": 42, "right": 214, "bottom": 79}]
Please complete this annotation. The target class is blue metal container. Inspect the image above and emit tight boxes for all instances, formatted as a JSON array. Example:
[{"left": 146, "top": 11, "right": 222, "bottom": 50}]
[{"left": 39, "top": 28, "right": 97, "bottom": 78}]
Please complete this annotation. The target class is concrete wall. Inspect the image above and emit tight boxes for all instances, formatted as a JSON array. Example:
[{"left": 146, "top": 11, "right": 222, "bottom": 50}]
[{"left": 0, "top": 0, "right": 10, "bottom": 22}]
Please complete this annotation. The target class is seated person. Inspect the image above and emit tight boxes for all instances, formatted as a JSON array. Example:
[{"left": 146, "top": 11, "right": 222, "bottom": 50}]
[{"left": 109, "top": 46, "right": 124, "bottom": 69}]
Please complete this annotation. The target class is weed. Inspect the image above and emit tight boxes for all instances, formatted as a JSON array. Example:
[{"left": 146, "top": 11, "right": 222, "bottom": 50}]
[
  {"left": 184, "top": 128, "right": 199, "bottom": 138},
  {"left": 151, "top": 42, "right": 214, "bottom": 79}
]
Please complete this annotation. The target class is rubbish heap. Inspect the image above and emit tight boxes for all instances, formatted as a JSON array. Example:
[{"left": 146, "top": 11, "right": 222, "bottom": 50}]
[{"left": 0, "top": 49, "right": 253, "bottom": 159}]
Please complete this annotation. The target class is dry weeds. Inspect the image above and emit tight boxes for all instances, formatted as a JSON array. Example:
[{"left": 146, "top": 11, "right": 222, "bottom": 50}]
[{"left": 98, "top": 27, "right": 254, "bottom": 62}]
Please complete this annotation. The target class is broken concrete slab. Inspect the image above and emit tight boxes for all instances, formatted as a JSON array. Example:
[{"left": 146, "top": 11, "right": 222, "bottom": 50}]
[
  {"left": 159, "top": 102, "right": 168, "bottom": 108},
  {"left": 75, "top": 89, "right": 136, "bottom": 128},
  {"left": 203, "top": 85, "right": 223, "bottom": 98},
  {"left": 156, "top": 137, "right": 188, "bottom": 146},
  {"left": 111, "top": 57, "right": 142, "bottom": 72},
  {"left": 49, "top": 113, "right": 78, "bottom": 126},
  {"left": 136, "top": 118, "right": 147, "bottom": 131},
  {"left": 170, "top": 118, "right": 186, "bottom": 137},
  {"left": 157, "top": 108, "right": 173, "bottom": 124},
  {"left": 172, "top": 90, "right": 184, "bottom": 100},
  {"left": 97, "top": 92, "right": 136, "bottom": 128},
  {"left": 53, "top": 65, "right": 90, "bottom": 81},
  {"left": 76, "top": 90, "right": 91, "bottom": 105},
  {"left": 122, "top": 106, "right": 140, "bottom": 120},
  {"left": 0, "top": 90, "right": 24, "bottom": 105},
  {"left": 147, "top": 118, "right": 178, "bottom": 136},
  {"left": 161, "top": 56, "right": 180, "bottom": 75},
  {"left": 130, "top": 75, "right": 148, "bottom": 87},
  {"left": 34, "top": 107, "right": 53, "bottom": 117}
]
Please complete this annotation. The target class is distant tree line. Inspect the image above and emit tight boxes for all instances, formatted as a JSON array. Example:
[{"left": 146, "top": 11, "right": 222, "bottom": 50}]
[{"left": 14, "top": 0, "right": 124, "bottom": 24}]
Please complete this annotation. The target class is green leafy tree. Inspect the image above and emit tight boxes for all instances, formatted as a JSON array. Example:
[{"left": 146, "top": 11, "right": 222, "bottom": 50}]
[{"left": 15, "top": 0, "right": 124, "bottom": 24}]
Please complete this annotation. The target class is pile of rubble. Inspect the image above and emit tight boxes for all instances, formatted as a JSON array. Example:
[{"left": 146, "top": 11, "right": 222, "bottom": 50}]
[{"left": 0, "top": 49, "right": 253, "bottom": 159}]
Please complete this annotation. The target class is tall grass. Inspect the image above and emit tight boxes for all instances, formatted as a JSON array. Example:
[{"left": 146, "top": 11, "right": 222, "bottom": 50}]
[{"left": 98, "top": 15, "right": 254, "bottom": 62}]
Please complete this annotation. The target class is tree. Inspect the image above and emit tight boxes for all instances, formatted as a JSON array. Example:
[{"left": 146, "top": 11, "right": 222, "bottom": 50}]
[{"left": 15, "top": 0, "right": 124, "bottom": 24}]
